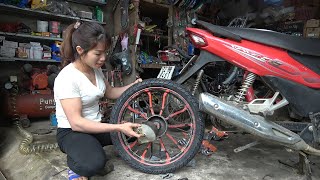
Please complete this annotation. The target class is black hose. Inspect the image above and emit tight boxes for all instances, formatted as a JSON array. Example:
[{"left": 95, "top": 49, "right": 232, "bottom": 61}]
[{"left": 222, "top": 66, "right": 238, "bottom": 85}]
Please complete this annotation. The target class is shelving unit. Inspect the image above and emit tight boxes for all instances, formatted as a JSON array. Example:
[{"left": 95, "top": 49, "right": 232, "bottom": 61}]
[
  {"left": 0, "top": 1, "right": 108, "bottom": 63},
  {"left": 0, "top": 31, "right": 63, "bottom": 41},
  {"left": 0, "top": 57, "right": 60, "bottom": 63},
  {"left": 0, "top": 3, "right": 106, "bottom": 25},
  {"left": 67, "top": 0, "right": 107, "bottom": 6},
  {"left": 141, "top": 33, "right": 169, "bottom": 39}
]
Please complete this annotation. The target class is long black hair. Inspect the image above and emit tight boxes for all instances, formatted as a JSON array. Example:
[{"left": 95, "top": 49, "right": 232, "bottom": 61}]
[{"left": 61, "top": 21, "right": 111, "bottom": 68}]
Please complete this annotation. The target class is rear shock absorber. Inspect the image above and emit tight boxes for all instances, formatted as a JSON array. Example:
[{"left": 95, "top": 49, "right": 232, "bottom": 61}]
[
  {"left": 234, "top": 72, "right": 256, "bottom": 104},
  {"left": 192, "top": 70, "right": 204, "bottom": 96}
]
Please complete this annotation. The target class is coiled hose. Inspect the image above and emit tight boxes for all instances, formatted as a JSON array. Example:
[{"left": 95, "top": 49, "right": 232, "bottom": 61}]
[
  {"left": 15, "top": 121, "right": 59, "bottom": 154},
  {"left": 9, "top": 82, "right": 58, "bottom": 154}
]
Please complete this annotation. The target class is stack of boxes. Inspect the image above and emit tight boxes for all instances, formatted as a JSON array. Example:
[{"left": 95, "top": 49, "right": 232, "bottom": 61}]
[
  {"left": 0, "top": 39, "right": 18, "bottom": 58},
  {"left": 304, "top": 19, "right": 320, "bottom": 38},
  {"left": 0, "top": 37, "right": 61, "bottom": 60},
  {"left": 0, "top": 19, "right": 62, "bottom": 61}
]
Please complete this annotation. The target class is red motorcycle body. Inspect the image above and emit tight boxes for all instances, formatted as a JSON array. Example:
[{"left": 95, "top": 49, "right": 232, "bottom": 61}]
[
  {"left": 187, "top": 28, "right": 320, "bottom": 88},
  {"left": 182, "top": 22, "right": 320, "bottom": 117}
]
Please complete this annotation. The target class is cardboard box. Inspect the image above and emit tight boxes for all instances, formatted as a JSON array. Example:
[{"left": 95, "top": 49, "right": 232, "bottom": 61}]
[
  {"left": 43, "top": 51, "right": 51, "bottom": 59},
  {"left": 0, "top": 46, "right": 16, "bottom": 57},
  {"left": 16, "top": 47, "right": 28, "bottom": 58},
  {"left": 306, "top": 19, "right": 320, "bottom": 28},
  {"left": 0, "top": 36, "right": 5, "bottom": 43},
  {"left": 3, "top": 40, "right": 18, "bottom": 48},
  {"left": 305, "top": 27, "right": 320, "bottom": 38},
  {"left": 19, "top": 43, "right": 31, "bottom": 48}
]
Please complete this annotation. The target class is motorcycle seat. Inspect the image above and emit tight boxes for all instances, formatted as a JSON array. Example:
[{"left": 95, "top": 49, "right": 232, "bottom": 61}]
[{"left": 196, "top": 20, "right": 320, "bottom": 57}]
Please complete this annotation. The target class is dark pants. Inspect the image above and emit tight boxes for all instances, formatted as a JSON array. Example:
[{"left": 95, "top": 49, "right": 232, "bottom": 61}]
[{"left": 56, "top": 128, "right": 112, "bottom": 177}]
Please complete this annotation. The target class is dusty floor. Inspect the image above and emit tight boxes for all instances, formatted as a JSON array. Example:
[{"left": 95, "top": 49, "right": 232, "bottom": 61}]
[{"left": 0, "top": 120, "right": 319, "bottom": 180}]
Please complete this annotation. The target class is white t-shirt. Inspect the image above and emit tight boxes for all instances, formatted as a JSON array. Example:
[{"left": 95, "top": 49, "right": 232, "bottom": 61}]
[{"left": 54, "top": 63, "right": 106, "bottom": 128}]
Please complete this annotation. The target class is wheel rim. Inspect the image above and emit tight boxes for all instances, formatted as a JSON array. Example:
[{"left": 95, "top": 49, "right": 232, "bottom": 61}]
[{"left": 117, "top": 87, "right": 197, "bottom": 166}]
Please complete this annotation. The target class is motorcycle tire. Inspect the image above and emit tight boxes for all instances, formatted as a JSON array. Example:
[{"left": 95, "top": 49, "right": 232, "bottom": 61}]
[{"left": 110, "top": 79, "right": 204, "bottom": 174}]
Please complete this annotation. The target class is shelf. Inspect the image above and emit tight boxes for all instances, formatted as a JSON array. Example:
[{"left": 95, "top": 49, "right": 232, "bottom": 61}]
[
  {"left": 0, "top": 3, "right": 106, "bottom": 25},
  {"left": 82, "top": 18, "right": 106, "bottom": 25},
  {"left": 0, "top": 31, "right": 63, "bottom": 41},
  {"left": 141, "top": 33, "right": 168, "bottom": 39},
  {"left": 67, "top": 0, "right": 107, "bottom": 6},
  {"left": 0, "top": 3, "right": 77, "bottom": 22},
  {"left": 0, "top": 57, "right": 60, "bottom": 63}
]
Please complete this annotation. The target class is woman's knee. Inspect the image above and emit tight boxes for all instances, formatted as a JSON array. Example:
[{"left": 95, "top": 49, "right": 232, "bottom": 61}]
[{"left": 68, "top": 152, "right": 107, "bottom": 177}]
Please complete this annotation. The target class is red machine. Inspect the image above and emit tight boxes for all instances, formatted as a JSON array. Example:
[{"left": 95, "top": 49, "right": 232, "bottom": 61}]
[
  {"left": 7, "top": 93, "right": 55, "bottom": 119},
  {"left": 5, "top": 64, "right": 58, "bottom": 127}
]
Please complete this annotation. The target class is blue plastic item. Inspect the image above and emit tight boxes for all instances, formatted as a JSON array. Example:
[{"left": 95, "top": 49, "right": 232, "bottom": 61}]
[{"left": 50, "top": 112, "right": 57, "bottom": 126}]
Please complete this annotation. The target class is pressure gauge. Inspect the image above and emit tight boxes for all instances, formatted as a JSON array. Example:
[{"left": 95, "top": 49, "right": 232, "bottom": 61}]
[{"left": 4, "top": 82, "right": 13, "bottom": 90}]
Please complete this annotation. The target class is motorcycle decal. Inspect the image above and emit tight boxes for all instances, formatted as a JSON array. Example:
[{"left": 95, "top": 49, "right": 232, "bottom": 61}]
[
  {"left": 224, "top": 44, "right": 302, "bottom": 76},
  {"left": 267, "top": 60, "right": 301, "bottom": 76},
  {"left": 224, "top": 44, "right": 271, "bottom": 63}
]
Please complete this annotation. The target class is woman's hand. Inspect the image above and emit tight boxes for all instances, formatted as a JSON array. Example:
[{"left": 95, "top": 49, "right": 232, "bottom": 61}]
[{"left": 119, "top": 122, "right": 142, "bottom": 138}]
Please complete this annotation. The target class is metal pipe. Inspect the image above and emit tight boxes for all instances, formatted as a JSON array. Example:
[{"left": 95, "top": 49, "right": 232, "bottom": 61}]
[{"left": 199, "top": 93, "right": 320, "bottom": 156}]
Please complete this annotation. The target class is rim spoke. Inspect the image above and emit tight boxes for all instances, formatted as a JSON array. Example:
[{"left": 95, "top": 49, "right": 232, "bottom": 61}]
[
  {"left": 128, "top": 140, "right": 138, "bottom": 149},
  {"left": 141, "top": 142, "right": 152, "bottom": 162},
  {"left": 166, "top": 132, "right": 183, "bottom": 151},
  {"left": 168, "top": 123, "right": 192, "bottom": 129},
  {"left": 145, "top": 90, "right": 155, "bottom": 116},
  {"left": 159, "top": 90, "right": 169, "bottom": 116},
  {"left": 127, "top": 105, "right": 148, "bottom": 120},
  {"left": 182, "top": 132, "right": 188, "bottom": 139},
  {"left": 159, "top": 138, "right": 171, "bottom": 163},
  {"left": 165, "top": 106, "right": 188, "bottom": 120}
]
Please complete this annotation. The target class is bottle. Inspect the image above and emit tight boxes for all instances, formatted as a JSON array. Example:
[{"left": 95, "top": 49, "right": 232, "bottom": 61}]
[{"left": 95, "top": 6, "right": 104, "bottom": 23}]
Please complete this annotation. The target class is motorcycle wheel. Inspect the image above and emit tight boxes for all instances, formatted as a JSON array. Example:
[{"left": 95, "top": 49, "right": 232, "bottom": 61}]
[{"left": 110, "top": 79, "right": 204, "bottom": 174}]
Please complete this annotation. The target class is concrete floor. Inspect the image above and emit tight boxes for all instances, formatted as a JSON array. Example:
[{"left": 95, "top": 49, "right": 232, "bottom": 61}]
[{"left": 0, "top": 120, "right": 319, "bottom": 180}]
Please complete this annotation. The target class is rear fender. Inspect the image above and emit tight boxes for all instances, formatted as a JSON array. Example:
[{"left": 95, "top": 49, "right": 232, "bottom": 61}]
[{"left": 175, "top": 51, "right": 225, "bottom": 84}]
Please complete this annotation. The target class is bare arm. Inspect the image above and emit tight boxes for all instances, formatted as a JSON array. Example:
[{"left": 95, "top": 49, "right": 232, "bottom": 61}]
[
  {"left": 105, "top": 78, "right": 142, "bottom": 99},
  {"left": 60, "top": 97, "right": 141, "bottom": 137}
]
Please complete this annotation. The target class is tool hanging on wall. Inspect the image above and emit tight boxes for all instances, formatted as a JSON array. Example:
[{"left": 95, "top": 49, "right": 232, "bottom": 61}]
[
  {"left": 109, "top": 34, "right": 132, "bottom": 75},
  {"left": 135, "top": 28, "right": 142, "bottom": 52},
  {"left": 154, "top": 34, "right": 161, "bottom": 48},
  {"left": 120, "top": 0, "right": 130, "bottom": 31},
  {"left": 108, "top": 69, "right": 124, "bottom": 87}
]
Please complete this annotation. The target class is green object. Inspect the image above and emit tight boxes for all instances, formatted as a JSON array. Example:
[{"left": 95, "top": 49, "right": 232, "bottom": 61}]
[{"left": 95, "top": 6, "right": 104, "bottom": 23}]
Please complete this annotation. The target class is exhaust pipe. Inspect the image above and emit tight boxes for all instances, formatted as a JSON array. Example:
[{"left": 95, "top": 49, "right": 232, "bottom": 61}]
[{"left": 199, "top": 93, "right": 320, "bottom": 155}]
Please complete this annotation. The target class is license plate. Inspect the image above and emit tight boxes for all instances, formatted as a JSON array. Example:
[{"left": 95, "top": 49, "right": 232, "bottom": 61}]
[{"left": 157, "top": 66, "right": 175, "bottom": 80}]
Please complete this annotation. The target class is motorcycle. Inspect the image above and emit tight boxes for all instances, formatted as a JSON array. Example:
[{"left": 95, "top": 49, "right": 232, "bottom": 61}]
[{"left": 109, "top": 20, "right": 320, "bottom": 174}]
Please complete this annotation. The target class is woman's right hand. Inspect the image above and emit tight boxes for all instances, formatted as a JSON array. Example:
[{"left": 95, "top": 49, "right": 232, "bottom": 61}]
[{"left": 119, "top": 122, "right": 142, "bottom": 138}]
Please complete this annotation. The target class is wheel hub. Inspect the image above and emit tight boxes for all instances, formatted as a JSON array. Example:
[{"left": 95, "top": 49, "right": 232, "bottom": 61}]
[{"left": 146, "top": 115, "right": 168, "bottom": 137}]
